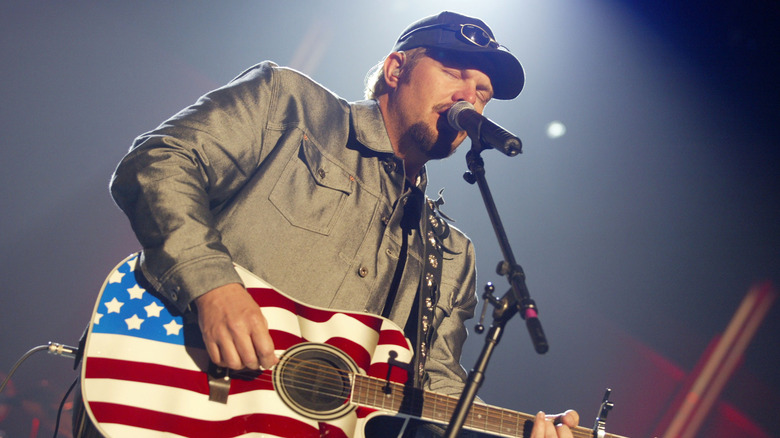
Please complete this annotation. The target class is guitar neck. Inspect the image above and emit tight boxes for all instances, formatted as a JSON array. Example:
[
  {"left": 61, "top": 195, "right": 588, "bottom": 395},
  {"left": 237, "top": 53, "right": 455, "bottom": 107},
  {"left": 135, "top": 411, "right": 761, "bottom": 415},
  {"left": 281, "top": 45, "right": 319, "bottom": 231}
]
[{"left": 352, "top": 374, "right": 626, "bottom": 438}]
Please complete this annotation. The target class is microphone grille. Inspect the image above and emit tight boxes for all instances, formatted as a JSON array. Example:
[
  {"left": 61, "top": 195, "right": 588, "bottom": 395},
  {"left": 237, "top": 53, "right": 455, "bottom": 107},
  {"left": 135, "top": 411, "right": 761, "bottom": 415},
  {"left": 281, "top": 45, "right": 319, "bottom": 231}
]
[{"left": 447, "top": 101, "right": 476, "bottom": 132}]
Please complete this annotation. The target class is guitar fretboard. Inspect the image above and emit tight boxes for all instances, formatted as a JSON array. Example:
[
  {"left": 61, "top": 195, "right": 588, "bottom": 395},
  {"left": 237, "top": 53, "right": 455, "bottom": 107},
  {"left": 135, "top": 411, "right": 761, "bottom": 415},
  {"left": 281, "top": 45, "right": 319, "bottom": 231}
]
[{"left": 352, "top": 374, "right": 627, "bottom": 438}]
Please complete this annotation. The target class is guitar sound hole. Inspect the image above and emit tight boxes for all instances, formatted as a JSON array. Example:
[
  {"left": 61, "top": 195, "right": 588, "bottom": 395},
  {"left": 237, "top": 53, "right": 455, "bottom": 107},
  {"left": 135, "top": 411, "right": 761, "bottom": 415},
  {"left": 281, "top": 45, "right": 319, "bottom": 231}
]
[{"left": 274, "top": 343, "right": 358, "bottom": 420}]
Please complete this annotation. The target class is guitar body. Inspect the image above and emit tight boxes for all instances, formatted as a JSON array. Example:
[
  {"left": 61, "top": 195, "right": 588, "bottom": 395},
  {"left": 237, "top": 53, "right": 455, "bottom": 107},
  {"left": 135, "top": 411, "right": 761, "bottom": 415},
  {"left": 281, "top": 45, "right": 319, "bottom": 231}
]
[
  {"left": 81, "top": 254, "right": 628, "bottom": 438},
  {"left": 81, "top": 254, "right": 415, "bottom": 438}
]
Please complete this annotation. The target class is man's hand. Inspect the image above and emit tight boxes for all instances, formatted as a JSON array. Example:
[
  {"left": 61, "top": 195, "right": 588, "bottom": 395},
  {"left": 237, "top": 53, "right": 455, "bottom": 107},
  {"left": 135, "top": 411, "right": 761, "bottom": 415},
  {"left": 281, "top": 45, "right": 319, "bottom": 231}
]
[
  {"left": 531, "top": 410, "right": 579, "bottom": 438},
  {"left": 194, "top": 283, "right": 278, "bottom": 370}
]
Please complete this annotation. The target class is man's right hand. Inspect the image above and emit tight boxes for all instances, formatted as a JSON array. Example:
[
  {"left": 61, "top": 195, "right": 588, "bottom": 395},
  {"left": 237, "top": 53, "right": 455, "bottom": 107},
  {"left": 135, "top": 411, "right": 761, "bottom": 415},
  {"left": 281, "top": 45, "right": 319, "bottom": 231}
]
[{"left": 194, "top": 283, "right": 278, "bottom": 370}]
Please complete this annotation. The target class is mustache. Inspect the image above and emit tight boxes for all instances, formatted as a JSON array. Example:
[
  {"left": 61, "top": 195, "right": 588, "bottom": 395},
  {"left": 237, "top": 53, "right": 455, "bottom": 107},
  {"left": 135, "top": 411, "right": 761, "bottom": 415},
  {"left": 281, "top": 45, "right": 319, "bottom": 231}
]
[{"left": 434, "top": 102, "right": 454, "bottom": 113}]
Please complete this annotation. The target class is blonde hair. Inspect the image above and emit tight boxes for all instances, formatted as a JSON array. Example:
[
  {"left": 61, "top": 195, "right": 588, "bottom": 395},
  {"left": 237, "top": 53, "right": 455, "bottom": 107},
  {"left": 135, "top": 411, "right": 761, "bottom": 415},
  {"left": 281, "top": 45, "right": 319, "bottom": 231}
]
[{"left": 363, "top": 47, "right": 429, "bottom": 100}]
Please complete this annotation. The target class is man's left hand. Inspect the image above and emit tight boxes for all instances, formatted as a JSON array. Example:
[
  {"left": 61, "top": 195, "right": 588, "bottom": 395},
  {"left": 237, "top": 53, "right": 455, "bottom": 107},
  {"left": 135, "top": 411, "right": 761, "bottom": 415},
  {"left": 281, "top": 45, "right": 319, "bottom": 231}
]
[{"left": 530, "top": 410, "right": 579, "bottom": 438}]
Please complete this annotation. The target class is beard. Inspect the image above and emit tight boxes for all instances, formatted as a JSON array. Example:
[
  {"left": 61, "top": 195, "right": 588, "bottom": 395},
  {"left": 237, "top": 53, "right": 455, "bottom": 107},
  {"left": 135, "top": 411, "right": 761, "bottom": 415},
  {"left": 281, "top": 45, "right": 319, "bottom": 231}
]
[{"left": 403, "top": 113, "right": 460, "bottom": 161}]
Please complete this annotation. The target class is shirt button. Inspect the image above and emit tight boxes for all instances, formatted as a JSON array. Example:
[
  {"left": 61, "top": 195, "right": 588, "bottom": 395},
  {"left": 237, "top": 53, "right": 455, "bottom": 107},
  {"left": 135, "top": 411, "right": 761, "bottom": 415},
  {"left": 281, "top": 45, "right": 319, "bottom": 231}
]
[
  {"left": 317, "top": 168, "right": 326, "bottom": 179},
  {"left": 358, "top": 266, "right": 369, "bottom": 277},
  {"left": 381, "top": 216, "right": 390, "bottom": 226},
  {"left": 172, "top": 285, "right": 185, "bottom": 301}
]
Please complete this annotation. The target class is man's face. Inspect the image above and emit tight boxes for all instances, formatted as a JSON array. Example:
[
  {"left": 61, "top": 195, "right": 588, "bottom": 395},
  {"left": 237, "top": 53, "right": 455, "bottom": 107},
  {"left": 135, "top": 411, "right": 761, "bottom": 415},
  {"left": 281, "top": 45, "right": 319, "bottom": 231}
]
[{"left": 391, "top": 54, "right": 494, "bottom": 161}]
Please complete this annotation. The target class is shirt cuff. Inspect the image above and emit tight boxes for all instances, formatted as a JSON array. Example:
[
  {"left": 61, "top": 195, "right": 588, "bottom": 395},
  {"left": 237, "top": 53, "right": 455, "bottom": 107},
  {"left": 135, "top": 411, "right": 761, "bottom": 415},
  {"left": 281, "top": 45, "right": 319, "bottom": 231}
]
[{"left": 142, "top": 253, "right": 244, "bottom": 312}]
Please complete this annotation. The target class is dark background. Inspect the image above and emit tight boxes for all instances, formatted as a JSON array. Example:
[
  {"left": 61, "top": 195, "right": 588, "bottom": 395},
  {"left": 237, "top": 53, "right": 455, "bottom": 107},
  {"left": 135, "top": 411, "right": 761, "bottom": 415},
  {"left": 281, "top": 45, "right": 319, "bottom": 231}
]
[{"left": 1, "top": 1, "right": 777, "bottom": 437}]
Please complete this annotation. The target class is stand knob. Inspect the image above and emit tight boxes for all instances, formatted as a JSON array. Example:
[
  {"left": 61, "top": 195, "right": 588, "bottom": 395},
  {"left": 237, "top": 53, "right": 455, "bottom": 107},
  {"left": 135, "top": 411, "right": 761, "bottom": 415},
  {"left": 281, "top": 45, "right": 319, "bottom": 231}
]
[{"left": 475, "top": 282, "right": 495, "bottom": 333}]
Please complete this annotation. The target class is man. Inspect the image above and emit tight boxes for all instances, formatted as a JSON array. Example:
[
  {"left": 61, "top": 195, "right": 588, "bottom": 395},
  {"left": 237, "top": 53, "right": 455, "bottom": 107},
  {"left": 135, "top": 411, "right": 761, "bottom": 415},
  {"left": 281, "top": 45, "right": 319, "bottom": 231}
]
[{"left": 108, "top": 11, "right": 577, "bottom": 437}]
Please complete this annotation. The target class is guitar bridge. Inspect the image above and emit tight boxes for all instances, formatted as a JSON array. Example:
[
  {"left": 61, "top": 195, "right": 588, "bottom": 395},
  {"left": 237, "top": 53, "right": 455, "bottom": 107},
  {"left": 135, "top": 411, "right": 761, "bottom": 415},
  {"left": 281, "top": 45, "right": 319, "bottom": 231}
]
[{"left": 208, "top": 364, "right": 231, "bottom": 404}]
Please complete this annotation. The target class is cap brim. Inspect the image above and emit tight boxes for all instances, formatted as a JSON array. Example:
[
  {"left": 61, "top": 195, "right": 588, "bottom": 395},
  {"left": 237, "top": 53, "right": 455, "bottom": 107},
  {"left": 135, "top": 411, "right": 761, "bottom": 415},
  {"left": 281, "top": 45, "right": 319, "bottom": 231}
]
[
  {"left": 458, "top": 45, "right": 525, "bottom": 100},
  {"left": 394, "top": 34, "right": 524, "bottom": 100}
]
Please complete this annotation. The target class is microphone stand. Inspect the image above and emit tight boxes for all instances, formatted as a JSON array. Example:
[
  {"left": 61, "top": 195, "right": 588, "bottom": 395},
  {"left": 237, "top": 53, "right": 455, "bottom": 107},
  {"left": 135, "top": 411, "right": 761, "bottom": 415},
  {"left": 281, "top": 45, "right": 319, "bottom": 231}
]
[{"left": 444, "top": 131, "right": 548, "bottom": 438}]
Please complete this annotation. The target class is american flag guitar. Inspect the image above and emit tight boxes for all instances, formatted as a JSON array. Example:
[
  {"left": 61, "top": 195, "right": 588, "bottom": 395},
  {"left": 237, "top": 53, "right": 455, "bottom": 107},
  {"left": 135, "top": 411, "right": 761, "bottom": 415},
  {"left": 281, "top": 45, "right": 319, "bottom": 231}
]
[{"left": 80, "top": 254, "right": 628, "bottom": 438}]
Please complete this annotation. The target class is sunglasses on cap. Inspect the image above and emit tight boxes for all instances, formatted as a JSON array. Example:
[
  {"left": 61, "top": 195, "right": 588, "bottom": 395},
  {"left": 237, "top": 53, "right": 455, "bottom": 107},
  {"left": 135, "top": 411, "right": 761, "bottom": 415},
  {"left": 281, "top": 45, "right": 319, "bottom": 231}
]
[{"left": 400, "top": 23, "right": 501, "bottom": 49}]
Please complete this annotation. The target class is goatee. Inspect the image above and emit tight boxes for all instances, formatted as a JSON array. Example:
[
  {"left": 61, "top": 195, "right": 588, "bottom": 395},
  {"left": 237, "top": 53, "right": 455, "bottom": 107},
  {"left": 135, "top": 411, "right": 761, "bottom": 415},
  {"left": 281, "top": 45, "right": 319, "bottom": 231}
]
[{"left": 404, "top": 117, "right": 459, "bottom": 161}]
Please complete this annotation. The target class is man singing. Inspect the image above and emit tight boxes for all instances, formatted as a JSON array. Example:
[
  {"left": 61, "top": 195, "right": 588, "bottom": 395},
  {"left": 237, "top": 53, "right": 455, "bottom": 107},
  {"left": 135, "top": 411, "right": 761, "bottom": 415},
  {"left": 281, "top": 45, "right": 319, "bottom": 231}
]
[{"left": 88, "top": 11, "right": 578, "bottom": 437}]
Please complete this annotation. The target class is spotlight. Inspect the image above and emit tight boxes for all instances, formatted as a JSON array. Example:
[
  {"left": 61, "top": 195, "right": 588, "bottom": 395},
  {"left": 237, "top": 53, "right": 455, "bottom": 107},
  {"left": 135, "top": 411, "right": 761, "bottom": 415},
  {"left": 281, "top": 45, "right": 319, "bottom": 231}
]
[{"left": 546, "top": 121, "right": 567, "bottom": 139}]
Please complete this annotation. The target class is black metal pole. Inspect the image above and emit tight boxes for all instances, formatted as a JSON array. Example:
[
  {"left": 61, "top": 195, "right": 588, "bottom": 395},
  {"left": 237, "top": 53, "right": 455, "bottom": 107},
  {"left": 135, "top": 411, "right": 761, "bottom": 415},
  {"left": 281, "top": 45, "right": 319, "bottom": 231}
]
[
  {"left": 463, "top": 147, "right": 547, "bottom": 351},
  {"left": 444, "top": 125, "right": 548, "bottom": 437}
]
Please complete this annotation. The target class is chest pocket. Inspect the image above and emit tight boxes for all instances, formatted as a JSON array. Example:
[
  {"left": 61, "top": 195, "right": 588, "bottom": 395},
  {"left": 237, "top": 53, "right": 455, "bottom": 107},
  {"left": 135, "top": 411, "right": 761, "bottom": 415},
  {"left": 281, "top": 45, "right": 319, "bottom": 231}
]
[{"left": 269, "top": 134, "right": 354, "bottom": 235}]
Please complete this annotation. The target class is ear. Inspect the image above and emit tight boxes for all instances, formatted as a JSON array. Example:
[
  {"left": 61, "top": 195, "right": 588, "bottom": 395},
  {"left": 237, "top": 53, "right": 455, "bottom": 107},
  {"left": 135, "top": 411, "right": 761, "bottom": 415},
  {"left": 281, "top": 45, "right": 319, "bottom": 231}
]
[{"left": 382, "top": 51, "right": 406, "bottom": 89}]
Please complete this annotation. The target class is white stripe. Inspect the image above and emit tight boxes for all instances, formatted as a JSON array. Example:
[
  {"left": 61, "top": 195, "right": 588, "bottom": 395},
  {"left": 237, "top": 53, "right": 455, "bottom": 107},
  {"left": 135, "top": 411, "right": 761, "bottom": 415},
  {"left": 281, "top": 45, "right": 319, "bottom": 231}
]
[
  {"left": 262, "top": 307, "right": 380, "bottom": 349},
  {"left": 369, "top": 344, "right": 413, "bottom": 367},
  {"left": 299, "top": 312, "right": 380, "bottom": 346},
  {"left": 83, "top": 378, "right": 358, "bottom": 434},
  {"left": 97, "top": 422, "right": 188, "bottom": 438},
  {"left": 98, "top": 422, "right": 291, "bottom": 438},
  {"left": 84, "top": 378, "right": 295, "bottom": 420},
  {"left": 86, "top": 317, "right": 394, "bottom": 380},
  {"left": 234, "top": 265, "right": 276, "bottom": 289},
  {"left": 86, "top": 332, "right": 208, "bottom": 371}
]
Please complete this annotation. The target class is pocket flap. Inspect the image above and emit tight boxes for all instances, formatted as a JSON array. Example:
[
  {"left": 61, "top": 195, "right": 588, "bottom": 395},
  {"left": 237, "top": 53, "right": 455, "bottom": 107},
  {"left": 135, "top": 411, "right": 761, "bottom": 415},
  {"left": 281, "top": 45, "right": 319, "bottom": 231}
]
[{"left": 302, "top": 135, "right": 353, "bottom": 194}]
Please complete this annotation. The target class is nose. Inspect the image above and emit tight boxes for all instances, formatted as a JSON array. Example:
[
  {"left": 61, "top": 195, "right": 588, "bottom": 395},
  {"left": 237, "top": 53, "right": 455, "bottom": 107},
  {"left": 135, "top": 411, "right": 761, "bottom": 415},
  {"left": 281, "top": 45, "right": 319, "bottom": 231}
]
[{"left": 452, "top": 81, "right": 478, "bottom": 107}]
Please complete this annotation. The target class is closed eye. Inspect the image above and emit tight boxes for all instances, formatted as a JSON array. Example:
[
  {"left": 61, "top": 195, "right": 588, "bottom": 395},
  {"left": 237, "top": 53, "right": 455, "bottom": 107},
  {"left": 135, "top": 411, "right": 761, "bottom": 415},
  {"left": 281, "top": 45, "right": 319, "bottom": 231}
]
[
  {"left": 477, "top": 90, "right": 492, "bottom": 107},
  {"left": 443, "top": 68, "right": 460, "bottom": 79}
]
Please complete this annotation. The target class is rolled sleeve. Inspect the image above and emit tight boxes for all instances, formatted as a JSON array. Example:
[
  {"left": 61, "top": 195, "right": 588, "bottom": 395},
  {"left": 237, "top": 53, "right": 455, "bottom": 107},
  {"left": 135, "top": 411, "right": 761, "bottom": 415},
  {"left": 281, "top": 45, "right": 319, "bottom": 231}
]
[{"left": 110, "top": 62, "right": 279, "bottom": 311}]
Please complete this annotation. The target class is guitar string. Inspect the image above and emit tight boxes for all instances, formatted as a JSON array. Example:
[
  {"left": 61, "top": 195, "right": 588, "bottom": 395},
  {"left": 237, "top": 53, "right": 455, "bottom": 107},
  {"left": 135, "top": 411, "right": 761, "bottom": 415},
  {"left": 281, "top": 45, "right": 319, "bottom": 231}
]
[
  {"left": 192, "top": 296, "right": 538, "bottom": 431},
  {"left": 245, "top": 354, "right": 464, "bottom": 417},
  {"left": 238, "top": 355, "right": 613, "bottom": 438},
  {"left": 266, "top": 354, "right": 506, "bottom": 426},
  {"left": 239, "top": 354, "right": 538, "bottom": 437}
]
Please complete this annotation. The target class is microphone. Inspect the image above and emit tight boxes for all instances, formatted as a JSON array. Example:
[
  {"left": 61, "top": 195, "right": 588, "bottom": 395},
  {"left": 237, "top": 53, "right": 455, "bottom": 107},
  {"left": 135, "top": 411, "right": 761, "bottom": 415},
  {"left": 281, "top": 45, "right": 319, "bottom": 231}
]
[{"left": 447, "top": 101, "right": 522, "bottom": 156}]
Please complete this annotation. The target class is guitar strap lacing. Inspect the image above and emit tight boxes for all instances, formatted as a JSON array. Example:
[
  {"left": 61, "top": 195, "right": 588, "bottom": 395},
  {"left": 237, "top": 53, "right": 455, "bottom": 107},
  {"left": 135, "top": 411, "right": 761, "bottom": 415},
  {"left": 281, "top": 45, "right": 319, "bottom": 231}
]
[{"left": 410, "top": 192, "right": 450, "bottom": 388}]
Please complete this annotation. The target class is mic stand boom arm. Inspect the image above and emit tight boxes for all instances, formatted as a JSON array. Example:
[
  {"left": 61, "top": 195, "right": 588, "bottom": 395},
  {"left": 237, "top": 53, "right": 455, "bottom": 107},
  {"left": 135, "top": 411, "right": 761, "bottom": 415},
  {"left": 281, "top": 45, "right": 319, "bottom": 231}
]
[{"left": 444, "top": 129, "right": 548, "bottom": 438}]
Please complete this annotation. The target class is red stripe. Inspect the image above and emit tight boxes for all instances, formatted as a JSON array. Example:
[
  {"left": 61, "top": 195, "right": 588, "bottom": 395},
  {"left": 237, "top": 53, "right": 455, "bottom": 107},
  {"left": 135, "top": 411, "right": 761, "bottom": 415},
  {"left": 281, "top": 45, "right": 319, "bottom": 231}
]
[
  {"left": 269, "top": 329, "right": 305, "bottom": 350},
  {"left": 378, "top": 328, "right": 409, "bottom": 349},
  {"left": 270, "top": 332, "right": 372, "bottom": 373},
  {"left": 248, "top": 287, "right": 383, "bottom": 331},
  {"left": 85, "top": 357, "right": 274, "bottom": 395},
  {"left": 323, "top": 337, "right": 371, "bottom": 370},
  {"left": 85, "top": 357, "right": 208, "bottom": 394},
  {"left": 356, "top": 406, "right": 377, "bottom": 419},
  {"left": 368, "top": 363, "right": 410, "bottom": 384},
  {"left": 88, "top": 402, "right": 344, "bottom": 437}
]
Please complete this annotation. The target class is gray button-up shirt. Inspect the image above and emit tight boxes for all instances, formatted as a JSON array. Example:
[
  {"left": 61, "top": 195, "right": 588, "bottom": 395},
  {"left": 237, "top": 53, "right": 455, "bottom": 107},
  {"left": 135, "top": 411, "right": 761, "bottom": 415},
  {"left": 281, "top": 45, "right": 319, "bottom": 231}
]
[{"left": 110, "top": 61, "right": 477, "bottom": 395}]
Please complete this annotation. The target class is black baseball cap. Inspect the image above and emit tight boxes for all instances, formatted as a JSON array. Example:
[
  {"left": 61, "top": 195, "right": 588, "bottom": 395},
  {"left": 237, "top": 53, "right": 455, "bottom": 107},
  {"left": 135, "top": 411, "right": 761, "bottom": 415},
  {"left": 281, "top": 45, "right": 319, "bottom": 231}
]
[{"left": 392, "top": 11, "right": 525, "bottom": 100}]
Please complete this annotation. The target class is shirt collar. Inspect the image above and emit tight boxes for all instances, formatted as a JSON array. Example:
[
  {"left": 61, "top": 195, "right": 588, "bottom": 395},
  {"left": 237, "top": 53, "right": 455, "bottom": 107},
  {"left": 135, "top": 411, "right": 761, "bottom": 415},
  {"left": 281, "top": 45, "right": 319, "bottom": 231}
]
[
  {"left": 350, "top": 99, "right": 429, "bottom": 191},
  {"left": 350, "top": 99, "right": 394, "bottom": 154}
]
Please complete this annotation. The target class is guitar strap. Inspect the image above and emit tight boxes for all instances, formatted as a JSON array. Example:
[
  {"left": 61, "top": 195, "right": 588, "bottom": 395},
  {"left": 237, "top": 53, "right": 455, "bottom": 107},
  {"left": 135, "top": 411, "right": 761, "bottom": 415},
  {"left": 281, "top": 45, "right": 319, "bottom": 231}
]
[{"left": 410, "top": 191, "right": 450, "bottom": 388}]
